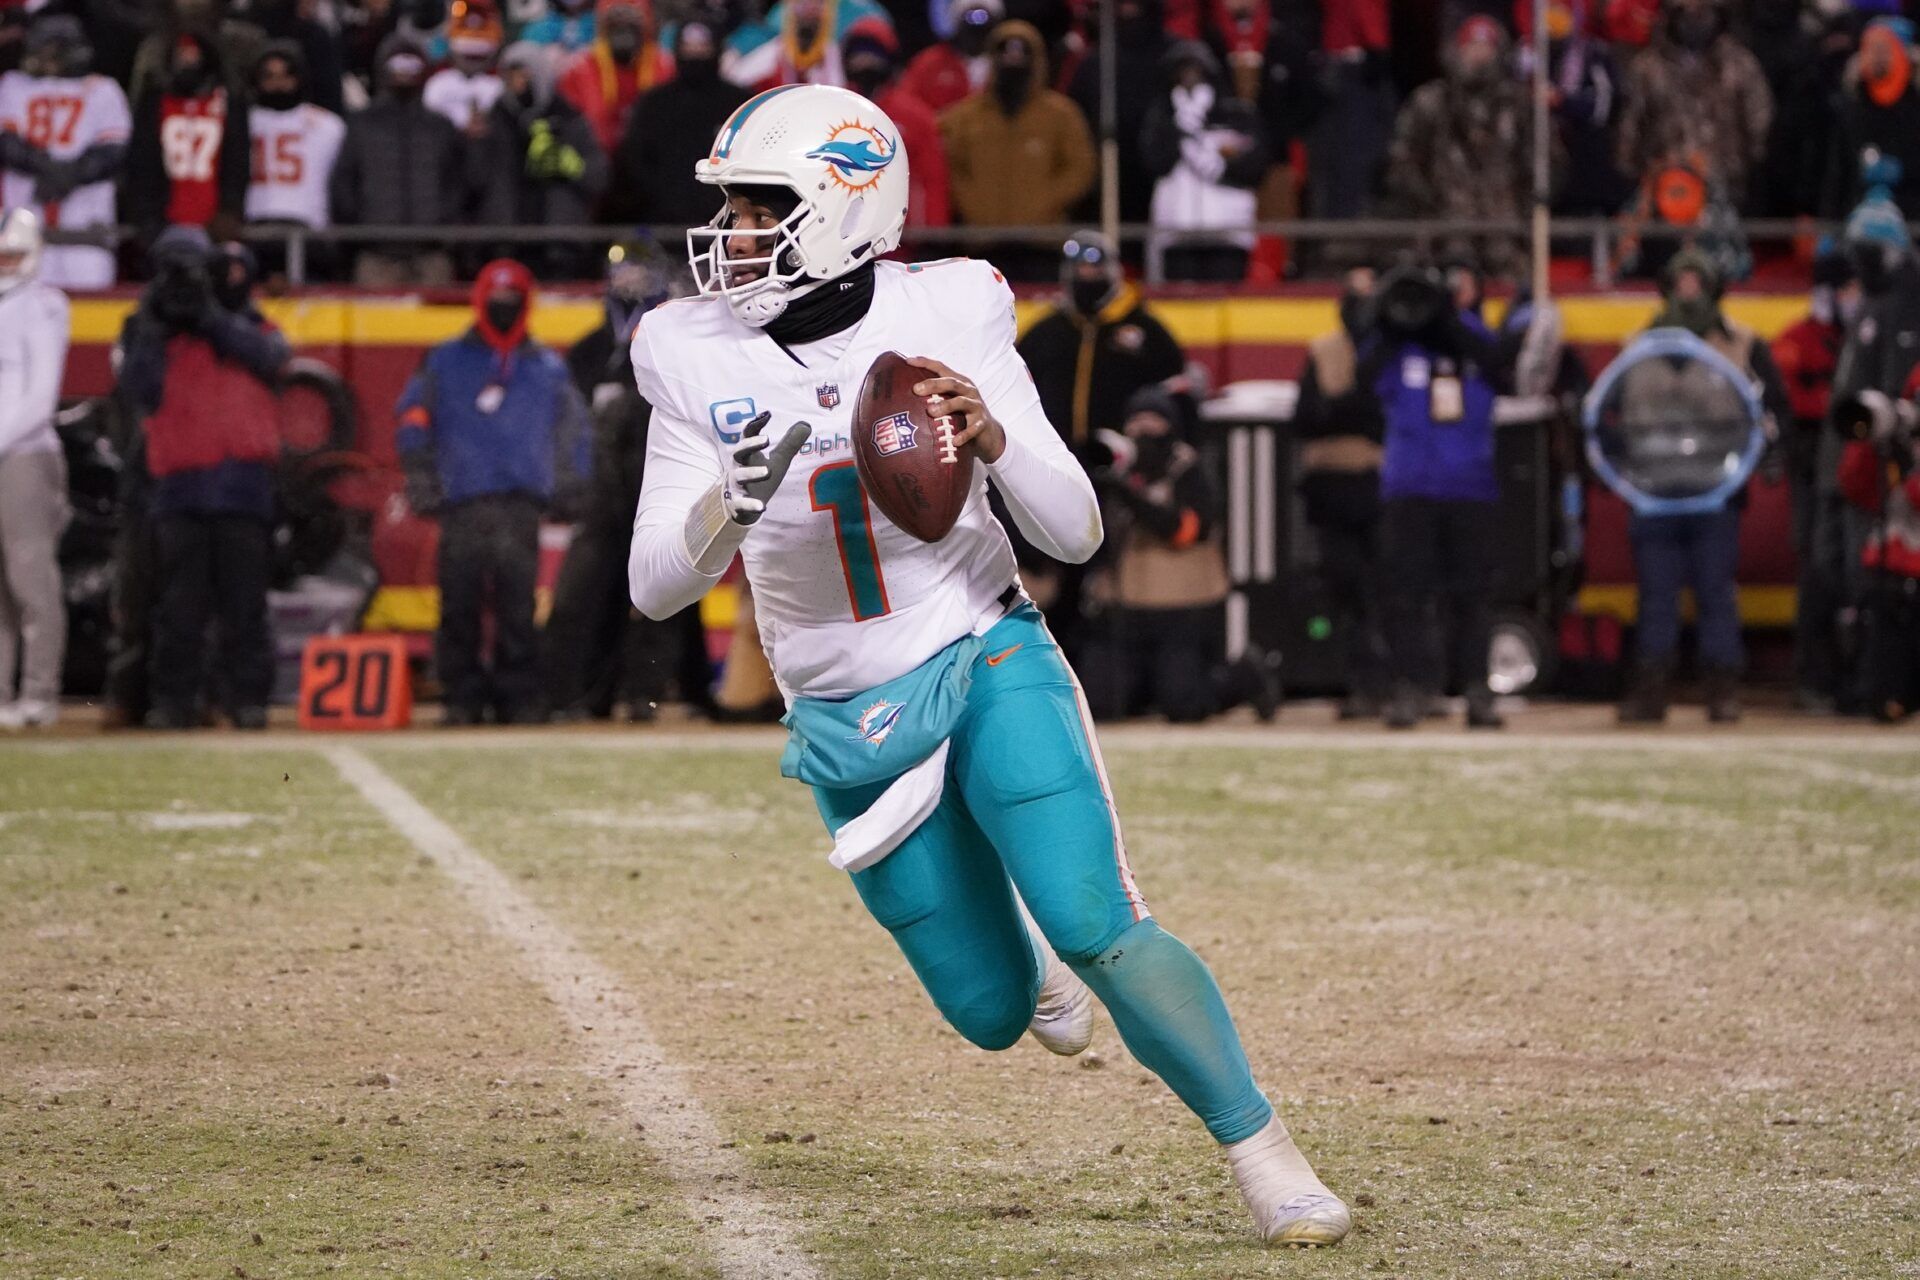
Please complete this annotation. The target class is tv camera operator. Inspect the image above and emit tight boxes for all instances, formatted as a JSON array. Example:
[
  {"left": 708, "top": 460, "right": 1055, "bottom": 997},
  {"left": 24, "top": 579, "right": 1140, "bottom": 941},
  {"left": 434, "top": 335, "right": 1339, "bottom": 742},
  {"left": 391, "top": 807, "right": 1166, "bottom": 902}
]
[
  {"left": 114, "top": 226, "right": 291, "bottom": 730},
  {"left": 1357, "top": 261, "right": 1515, "bottom": 730}
]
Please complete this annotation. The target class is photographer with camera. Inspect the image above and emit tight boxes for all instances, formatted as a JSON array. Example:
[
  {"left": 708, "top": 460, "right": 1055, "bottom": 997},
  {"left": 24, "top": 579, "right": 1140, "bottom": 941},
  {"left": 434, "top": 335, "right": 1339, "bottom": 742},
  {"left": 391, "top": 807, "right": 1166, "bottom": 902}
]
[
  {"left": 1079, "top": 386, "right": 1281, "bottom": 723},
  {"left": 115, "top": 225, "right": 291, "bottom": 730},
  {"left": 1772, "top": 243, "right": 1857, "bottom": 713},
  {"left": 1835, "top": 380, "right": 1920, "bottom": 722},
  {"left": 1361, "top": 261, "right": 1513, "bottom": 730},
  {"left": 1295, "top": 266, "right": 1388, "bottom": 719},
  {"left": 1832, "top": 350, "right": 1920, "bottom": 716},
  {"left": 1826, "top": 169, "right": 1920, "bottom": 709}
]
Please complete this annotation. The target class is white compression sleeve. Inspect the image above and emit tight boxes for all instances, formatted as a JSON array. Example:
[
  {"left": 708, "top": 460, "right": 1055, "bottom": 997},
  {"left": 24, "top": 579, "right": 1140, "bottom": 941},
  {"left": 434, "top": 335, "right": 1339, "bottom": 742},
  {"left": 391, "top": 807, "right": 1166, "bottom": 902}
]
[
  {"left": 629, "top": 406, "right": 738, "bottom": 620},
  {"left": 683, "top": 483, "right": 750, "bottom": 576},
  {"left": 986, "top": 424, "right": 1104, "bottom": 564}
]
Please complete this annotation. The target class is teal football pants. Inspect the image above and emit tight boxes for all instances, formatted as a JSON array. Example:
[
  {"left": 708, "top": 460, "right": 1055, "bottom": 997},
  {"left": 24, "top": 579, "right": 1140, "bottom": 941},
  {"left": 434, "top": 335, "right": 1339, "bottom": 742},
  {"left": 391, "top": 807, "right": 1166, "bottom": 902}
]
[{"left": 812, "top": 608, "right": 1274, "bottom": 1145}]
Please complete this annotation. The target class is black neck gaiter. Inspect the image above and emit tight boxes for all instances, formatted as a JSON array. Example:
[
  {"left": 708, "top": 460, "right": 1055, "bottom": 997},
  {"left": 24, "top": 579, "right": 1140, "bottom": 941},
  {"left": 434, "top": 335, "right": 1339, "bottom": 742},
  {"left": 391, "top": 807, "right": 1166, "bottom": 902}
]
[{"left": 765, "top": 262, "right": 877, "bottom": 345}]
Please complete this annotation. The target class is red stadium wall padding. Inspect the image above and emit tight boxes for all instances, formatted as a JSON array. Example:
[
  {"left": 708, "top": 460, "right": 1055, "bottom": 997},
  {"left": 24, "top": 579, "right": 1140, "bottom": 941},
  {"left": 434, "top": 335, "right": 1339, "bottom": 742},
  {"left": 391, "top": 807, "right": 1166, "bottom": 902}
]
[{"left": 61, "top": 292, "right": 1809, "bottom": 614}]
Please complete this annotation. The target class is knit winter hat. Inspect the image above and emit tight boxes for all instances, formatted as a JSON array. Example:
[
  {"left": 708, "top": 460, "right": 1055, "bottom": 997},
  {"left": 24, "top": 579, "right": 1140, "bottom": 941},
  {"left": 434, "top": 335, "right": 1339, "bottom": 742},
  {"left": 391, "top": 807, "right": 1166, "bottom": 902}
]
[{"left": 1845, "top": 154, "right": 1913, "bottom": 252}]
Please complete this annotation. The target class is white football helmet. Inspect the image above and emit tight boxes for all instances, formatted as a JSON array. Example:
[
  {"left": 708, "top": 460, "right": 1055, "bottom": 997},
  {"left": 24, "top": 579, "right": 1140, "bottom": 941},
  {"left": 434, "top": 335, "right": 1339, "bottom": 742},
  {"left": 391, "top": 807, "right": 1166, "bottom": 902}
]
[
  {"left": 0, "top": 207, "right": 43, "bottom": 296},
  {"left": 689, "top": 84, "right": 910, "bottom": 327}
]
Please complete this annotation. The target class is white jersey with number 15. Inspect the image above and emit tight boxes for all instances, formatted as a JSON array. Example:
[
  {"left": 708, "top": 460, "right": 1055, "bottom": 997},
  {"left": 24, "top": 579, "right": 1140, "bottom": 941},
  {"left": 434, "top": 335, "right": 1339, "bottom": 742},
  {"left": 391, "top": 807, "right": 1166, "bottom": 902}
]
[{"left": 246, "top": 104, "right": 346, "bottom": 228}]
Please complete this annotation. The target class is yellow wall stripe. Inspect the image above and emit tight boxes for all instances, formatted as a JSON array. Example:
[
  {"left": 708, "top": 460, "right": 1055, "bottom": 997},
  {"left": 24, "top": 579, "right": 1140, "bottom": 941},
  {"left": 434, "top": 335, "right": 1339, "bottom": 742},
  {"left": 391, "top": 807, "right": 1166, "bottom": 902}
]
[
  {"left": 68, "top": 292, "right": 1813, "bottom": 348},
  {"left": 1576, "top": 583, "right": 1797, "bottom": 627}
]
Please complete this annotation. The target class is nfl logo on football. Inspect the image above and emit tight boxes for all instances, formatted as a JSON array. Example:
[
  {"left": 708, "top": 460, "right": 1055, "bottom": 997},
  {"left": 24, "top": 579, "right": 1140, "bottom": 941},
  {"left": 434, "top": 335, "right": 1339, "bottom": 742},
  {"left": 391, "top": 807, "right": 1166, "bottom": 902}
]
[
  {"left": 872, "top": 411, "right": 918, "bottom": 457},
  {"left": 817, "top": 383, "right": 841, "bottom": 409}
]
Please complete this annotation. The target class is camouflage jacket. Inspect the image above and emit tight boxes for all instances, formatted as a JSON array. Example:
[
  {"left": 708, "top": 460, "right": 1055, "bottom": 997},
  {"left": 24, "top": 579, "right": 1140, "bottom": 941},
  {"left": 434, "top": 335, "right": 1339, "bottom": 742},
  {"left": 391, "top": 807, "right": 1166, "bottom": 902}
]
[
  {"left": 1615, "top": 36, "right": 1773, "bottom": 198},
  {"left": 1384, "top": 76, "right": 1533, "bottom": 222}
]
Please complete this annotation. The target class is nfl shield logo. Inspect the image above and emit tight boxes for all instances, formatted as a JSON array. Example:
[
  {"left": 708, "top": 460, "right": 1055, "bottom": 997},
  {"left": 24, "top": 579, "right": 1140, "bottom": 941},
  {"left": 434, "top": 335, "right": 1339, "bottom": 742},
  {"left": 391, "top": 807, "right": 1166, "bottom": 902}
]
[
  {"left": 817, "top": 383, "right": 841, "bottom": 409},
  {"left": 872, "top": 411, "right": 918, "bottom": 456}
]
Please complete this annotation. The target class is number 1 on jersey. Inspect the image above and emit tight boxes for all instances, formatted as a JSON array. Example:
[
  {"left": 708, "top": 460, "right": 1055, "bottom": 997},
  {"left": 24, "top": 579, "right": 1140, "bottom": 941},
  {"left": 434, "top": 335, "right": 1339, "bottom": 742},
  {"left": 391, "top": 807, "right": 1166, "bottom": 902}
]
[{"left": 809, "top": 461, "right": 891, "bottom": 621}]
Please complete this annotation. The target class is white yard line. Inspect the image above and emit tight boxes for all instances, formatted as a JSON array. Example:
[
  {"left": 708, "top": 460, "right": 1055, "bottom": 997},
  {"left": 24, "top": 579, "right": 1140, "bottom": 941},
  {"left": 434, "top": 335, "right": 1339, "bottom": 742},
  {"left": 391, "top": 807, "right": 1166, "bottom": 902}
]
[{"left": 322, "top": 746, "right": 822, "bottom": 1280}]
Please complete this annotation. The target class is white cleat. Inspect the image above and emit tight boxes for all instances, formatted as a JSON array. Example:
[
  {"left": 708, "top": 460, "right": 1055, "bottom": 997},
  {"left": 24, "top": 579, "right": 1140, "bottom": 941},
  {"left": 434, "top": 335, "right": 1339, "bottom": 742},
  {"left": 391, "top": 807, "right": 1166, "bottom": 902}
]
[
  {"left": 0, "top": 699, "right": 57, "bottom": 731},
  {"left": 1225, "top": 1116, "right": 1353, "bottom": 1247},
  {"left": 1027, "top": 949, "right": 1095, "bottom": 1056}
]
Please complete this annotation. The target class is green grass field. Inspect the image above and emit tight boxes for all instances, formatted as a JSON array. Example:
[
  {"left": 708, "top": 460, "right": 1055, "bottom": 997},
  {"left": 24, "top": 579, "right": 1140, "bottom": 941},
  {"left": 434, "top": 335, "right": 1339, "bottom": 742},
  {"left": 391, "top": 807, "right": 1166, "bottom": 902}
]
[{"left": 4, "top": 730, "right": 1918, "bottom": 1279}]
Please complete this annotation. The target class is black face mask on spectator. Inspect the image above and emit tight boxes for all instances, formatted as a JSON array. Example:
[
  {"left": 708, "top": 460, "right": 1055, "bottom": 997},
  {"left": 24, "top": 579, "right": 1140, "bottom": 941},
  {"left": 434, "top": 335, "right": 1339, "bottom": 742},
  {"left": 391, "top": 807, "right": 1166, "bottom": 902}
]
[
  {"left": 1071, "top": 276, "right": 1113, "bottom": 316},
  {"left": 847, "top": 57, "right": 891, "bottom": 99},
  {"left": 1670, "top": 6, "right": 1720, "bottom": 52},
  {"left": 993, "top": 61, "right": 1030, "bottom": 113},
  {"left": 255, "top": 53, "right": 303, "bottom": 110},
  {"left": 485, "top": 294, "right": 528, "bottom": 335},
  {"left": 606, "top": 22, "right": 641, "bottom": 63},
  {"left": 170, "top": 53, "right": 212, "bottom": 96},
  {"left": 676, "top": 25, "right": 719, "bottom": 83}
]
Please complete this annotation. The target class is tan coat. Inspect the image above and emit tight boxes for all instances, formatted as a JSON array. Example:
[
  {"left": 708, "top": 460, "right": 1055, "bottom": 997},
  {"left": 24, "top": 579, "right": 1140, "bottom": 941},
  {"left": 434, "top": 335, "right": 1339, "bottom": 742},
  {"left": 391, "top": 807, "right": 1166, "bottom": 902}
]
[{"left": 939, "top": 21, "right": 1097, "bottom": 228}]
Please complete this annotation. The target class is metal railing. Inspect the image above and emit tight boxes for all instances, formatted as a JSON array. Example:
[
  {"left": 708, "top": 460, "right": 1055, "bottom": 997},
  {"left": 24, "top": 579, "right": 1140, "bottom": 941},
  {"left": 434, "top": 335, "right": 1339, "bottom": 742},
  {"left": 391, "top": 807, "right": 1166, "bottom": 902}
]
[{"left": 46, "top": 217, "right": 1877, "bottom": 289}]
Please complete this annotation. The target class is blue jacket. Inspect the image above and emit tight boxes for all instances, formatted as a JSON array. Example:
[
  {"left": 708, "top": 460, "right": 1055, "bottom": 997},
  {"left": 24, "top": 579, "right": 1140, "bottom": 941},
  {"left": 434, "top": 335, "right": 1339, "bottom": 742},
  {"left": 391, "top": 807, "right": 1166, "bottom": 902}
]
[
  {"left": 1370, "top": 312, "right": 1503, "bottom": 504},
  {"left": 396, "top": 332, "right": 590, "bottom": 513}
]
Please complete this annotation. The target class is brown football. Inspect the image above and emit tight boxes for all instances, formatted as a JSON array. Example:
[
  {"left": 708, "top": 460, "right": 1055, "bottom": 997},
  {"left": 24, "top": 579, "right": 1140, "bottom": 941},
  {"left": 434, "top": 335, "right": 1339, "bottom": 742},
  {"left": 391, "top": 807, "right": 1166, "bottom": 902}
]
[{"left": 853, "top": 350, "right": 976, "bottom": 543}]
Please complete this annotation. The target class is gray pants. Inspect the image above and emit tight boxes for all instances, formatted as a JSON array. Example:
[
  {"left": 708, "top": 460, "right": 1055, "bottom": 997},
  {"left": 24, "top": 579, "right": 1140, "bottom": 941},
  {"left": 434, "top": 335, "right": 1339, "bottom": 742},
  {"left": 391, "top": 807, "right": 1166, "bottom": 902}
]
[{"left": 0, "top": 448, "right": 70, "bottom": 704}]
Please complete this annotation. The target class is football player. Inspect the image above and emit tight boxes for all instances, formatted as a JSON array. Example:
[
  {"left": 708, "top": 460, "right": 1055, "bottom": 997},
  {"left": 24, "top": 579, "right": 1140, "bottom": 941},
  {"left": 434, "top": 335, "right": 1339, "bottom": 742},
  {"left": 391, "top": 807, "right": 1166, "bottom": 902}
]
[
  {"left": 0, "top": 209, "right": 72, "bottom": 731},
  {"left": 627, "top": 84, "right": 1351, "bottom": 1247}
]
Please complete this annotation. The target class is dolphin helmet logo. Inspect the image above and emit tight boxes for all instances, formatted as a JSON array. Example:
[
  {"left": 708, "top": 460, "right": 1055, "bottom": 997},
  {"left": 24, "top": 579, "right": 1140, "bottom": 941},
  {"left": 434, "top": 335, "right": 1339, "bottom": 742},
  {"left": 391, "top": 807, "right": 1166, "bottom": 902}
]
[{"left": 808, "top": 123, "right": 896, "bottom": 190}]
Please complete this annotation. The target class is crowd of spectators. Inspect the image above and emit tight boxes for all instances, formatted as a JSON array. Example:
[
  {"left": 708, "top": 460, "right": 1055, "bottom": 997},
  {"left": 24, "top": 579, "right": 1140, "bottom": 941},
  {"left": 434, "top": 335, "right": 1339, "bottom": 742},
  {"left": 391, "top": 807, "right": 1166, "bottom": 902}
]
[{"left": 3, "top": 0, "right": 1918, "bottom": 285}]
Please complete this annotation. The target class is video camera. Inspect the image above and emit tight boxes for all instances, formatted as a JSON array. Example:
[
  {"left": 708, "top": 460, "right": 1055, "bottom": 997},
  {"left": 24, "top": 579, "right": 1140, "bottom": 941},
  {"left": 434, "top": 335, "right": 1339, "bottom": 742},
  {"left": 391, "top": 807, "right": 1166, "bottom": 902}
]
[
  {"left": 145, "top": 245, "right": 215, "bottom": 332},
  {"left": 1834, "top": 389, "right": 1920, "bottom": 463},
  {"left": 1372, "top": 265, "right": 1449, "bottom": 341}
]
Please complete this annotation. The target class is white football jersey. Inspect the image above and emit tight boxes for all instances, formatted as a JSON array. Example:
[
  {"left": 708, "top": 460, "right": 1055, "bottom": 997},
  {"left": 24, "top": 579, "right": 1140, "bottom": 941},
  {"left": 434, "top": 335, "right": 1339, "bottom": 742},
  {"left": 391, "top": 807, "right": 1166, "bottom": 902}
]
[
  {"left": 632, "top": 258, "right": 1099, "bottom": 700},
  {"left": 247, "top": 104, "right": 346, "bottom": 227},
  {"left": 0, "top": 71, "right": 130, "bottom": 289},
  {"left": 423, "top": 68, "right": 503, "bottom": 129}
]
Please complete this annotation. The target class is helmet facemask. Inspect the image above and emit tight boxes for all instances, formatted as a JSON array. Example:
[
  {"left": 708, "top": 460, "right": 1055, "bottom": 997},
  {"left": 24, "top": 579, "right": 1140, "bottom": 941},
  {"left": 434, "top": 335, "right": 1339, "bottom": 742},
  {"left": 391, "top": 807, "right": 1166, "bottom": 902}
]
[{"left": 687, "top": 184, "right": 826, "bottom": 327}]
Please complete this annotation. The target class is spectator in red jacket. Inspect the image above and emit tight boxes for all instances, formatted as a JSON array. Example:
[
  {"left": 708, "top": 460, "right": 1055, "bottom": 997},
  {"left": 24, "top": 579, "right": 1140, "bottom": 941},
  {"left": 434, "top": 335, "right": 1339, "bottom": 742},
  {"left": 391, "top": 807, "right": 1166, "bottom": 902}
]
[
  {"left": 843, "top": 19, "right": 950, "bottom": 227},
  {"left": 1772, "top": 243, "right": 1858, "bottom": 710},
  {"left": 899, "top": 0, "right": 999, "bottom": 114},
  {"left": 557, "top": 0, "right": 675, "bottom": 156}
]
